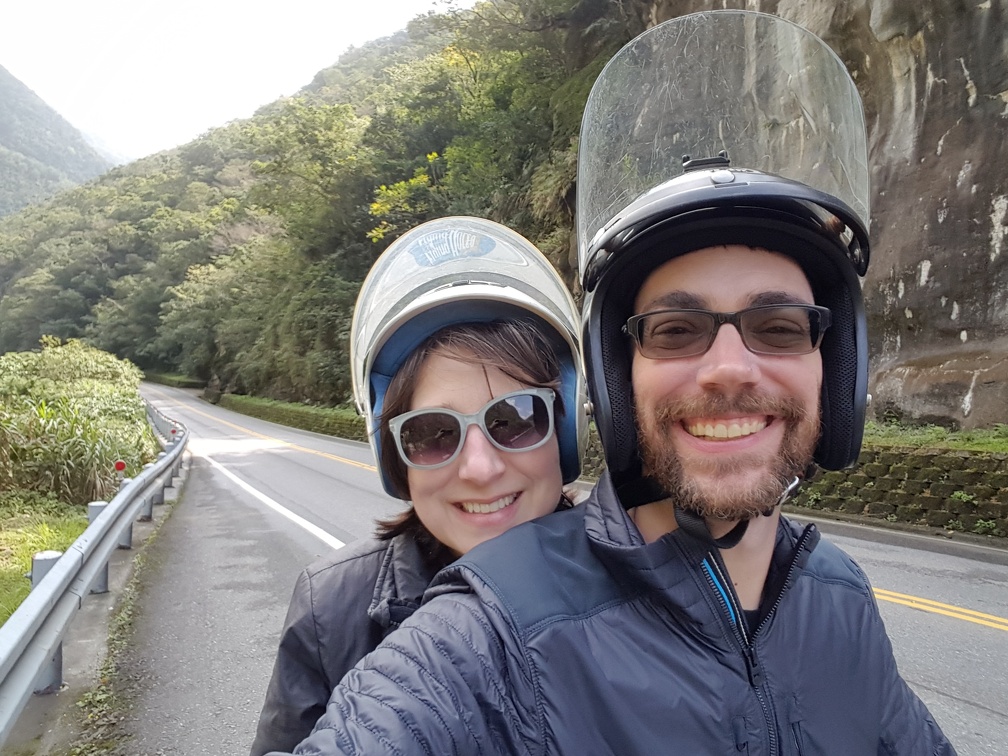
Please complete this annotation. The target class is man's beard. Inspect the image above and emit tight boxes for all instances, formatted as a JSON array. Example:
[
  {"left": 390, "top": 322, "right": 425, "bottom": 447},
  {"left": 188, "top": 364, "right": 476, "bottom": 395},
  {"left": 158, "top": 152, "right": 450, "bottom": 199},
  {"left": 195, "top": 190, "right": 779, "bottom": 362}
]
[{"left": 636, "top": 392, "right": 819, "bottom": 521}]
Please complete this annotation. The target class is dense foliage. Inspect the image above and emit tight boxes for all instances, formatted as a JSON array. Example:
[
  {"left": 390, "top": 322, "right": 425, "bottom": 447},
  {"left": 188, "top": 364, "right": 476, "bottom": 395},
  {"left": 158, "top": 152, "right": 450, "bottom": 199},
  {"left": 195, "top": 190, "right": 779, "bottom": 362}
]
[
  {"left": 0, "top": 337, "right": 158, "bottom": 505},
  {"left": 0, "top": 0, "right": 645, "bottom": 406}
]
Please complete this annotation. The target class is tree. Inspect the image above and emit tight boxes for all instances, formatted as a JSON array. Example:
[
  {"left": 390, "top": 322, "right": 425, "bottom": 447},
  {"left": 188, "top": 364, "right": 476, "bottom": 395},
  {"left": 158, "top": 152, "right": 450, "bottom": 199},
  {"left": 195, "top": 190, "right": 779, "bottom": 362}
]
[{"left": 244, "top": 99, "right": 375, "bottom": 261}]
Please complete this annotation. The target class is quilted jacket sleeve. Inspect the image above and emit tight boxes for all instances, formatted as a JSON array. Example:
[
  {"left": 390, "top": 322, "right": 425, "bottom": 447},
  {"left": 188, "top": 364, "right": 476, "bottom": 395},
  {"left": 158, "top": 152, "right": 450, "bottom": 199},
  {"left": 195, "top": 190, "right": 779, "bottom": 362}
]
[
  {"left": 272, "top": 589, "right": 539, "bottom": 756},
  {"left": 251, "top": 568, "right": 333, "bottom": 755}
]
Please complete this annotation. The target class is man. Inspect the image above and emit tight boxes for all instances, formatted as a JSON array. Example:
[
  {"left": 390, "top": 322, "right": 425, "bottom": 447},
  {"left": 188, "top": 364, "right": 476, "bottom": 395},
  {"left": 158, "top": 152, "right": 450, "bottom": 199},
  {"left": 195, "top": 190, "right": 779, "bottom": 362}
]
[{"left": 271, "top": 11, "right": 954, "bottom": 755}]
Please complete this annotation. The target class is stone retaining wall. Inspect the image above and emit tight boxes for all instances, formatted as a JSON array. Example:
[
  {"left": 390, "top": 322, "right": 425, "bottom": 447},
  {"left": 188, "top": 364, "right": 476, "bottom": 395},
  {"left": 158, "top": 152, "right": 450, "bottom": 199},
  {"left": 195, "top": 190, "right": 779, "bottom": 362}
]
[{"left": 793, "top": 448, "right": 1008, "bottom": 537}]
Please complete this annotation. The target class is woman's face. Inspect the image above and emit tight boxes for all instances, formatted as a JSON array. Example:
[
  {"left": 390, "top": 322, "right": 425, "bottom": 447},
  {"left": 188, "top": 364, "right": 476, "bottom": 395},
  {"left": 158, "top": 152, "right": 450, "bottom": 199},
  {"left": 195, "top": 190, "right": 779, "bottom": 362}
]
[{"left": 403, "top": 351, "right": 563, "bottom": 556}]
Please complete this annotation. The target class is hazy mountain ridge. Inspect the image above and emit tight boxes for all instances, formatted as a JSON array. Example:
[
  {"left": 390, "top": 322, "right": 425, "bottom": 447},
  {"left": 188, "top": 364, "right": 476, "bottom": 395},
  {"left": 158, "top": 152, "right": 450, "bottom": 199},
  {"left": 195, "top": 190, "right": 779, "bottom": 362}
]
[{"left": 0, "top": 64, "right": 112, "bottom": 216}]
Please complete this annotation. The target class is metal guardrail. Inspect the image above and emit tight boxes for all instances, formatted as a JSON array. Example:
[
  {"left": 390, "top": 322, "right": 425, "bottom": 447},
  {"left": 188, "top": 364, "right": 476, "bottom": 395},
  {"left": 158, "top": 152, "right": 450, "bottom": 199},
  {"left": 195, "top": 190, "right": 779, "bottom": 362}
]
[{"left": 0, "top": 401, "right": 188, "bottom": 748}]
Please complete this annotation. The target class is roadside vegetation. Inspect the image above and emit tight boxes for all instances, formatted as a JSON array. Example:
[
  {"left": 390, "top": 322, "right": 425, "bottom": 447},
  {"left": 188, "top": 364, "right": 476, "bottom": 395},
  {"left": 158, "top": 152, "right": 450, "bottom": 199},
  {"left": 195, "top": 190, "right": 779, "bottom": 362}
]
[
  {"left": 214, "top": 393, "right": 366, "bottom": 441},
  {"left": 862, "top": 420, "right": 1008, "bottom": 454},
  {"left": 0, "top": 338, "right": 159, "bottom": 624}
]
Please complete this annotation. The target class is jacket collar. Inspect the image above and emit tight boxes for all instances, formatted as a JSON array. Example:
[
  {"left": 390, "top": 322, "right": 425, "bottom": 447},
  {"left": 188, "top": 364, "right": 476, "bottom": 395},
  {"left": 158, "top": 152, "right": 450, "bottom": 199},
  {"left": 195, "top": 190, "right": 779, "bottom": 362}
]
[
  {"left": 583, "top": 471, "right": 819, "bottom": 615},
  {"left": 367, "top": 534, "right": 441, "bottom": 630},
  {"left": 583, "top": 471, "right": 705, "bottom": 593}
]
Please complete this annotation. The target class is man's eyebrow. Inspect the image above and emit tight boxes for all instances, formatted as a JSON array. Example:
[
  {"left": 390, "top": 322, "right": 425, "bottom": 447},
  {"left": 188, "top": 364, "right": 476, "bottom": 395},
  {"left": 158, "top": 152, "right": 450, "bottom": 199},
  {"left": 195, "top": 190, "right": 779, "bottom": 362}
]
[
  {"left": 749, "top": 291, "right": 815, "bottom": 307},
  {"left": 638, "top": 291, "right": 705, "bottom": 311},
  {"left": 637, "top": 290, "right": 813, "bottom": 312}
]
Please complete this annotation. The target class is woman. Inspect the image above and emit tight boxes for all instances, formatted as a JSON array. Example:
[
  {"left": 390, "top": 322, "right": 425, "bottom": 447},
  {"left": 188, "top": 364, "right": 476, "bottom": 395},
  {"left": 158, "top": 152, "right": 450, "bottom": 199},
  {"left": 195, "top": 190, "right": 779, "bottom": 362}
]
[{"left": 250, "top": 216, "right": 586, "bottom": 754}]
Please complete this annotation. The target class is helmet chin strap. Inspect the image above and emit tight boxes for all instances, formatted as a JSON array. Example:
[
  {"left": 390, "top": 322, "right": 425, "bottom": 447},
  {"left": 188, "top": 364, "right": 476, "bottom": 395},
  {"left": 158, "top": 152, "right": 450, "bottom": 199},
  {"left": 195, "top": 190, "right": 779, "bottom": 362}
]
[
  {"left": 774, "top": 475, "right": 803, "bottom": 509},
  {"left": 673, "top": 475, "right": 803, "bottom": 550},
  {"left": 618, "top": 463, "right": 810, "bottom": 550}
]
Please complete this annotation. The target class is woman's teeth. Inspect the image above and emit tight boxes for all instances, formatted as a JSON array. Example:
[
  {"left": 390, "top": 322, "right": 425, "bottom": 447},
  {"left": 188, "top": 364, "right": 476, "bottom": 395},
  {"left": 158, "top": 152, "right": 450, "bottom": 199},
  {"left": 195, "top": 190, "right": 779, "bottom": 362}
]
[
  {"left": 459, "top": 494, "right": 518, "bottom": 514},
  {"left": 687, "top": 418, "right": 768, "bottom": 439}
]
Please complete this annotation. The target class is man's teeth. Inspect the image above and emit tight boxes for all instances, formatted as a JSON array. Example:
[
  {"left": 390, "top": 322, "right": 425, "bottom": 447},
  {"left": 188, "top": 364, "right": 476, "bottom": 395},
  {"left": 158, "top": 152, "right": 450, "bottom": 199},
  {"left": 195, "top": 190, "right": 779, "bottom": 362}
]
[
  {"left": 460, "top": 494, "right": 518, "bottom": 514},
  {"left": 686, "top": 419, "right": 767, "bottom": 439}
]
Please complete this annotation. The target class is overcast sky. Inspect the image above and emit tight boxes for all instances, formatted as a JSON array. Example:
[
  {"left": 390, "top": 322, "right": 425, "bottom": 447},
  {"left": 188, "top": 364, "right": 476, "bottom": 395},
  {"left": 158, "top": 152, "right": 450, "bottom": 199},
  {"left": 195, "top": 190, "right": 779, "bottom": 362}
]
[{"left": 1, "top": 1, "right": 458, "bottom": 161}]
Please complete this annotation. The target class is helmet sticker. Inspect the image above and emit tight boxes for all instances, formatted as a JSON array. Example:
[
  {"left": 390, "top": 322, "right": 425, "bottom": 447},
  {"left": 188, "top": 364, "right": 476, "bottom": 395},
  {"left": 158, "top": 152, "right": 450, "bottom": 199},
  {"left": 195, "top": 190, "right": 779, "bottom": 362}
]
[{"left": 410, "top": 229, "right": 497, "bottom": 267}]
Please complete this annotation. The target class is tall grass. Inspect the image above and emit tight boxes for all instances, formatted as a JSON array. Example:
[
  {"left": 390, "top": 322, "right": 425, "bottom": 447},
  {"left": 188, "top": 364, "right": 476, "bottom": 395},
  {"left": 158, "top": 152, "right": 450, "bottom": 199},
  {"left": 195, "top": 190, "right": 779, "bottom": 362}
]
[
  {"left": 2, "top": 397, "right": 124, "bottom": 503},
  {"left": 0, "top": 338, "right": 158, "bottom": 505}
]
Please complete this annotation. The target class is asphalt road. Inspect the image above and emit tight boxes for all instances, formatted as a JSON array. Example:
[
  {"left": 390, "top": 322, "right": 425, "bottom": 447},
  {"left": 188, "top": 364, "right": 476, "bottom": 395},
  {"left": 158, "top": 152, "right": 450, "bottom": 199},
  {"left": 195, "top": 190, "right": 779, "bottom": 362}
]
[{"left": 116, "top": 384, "right": 1007, "bottom": 755}]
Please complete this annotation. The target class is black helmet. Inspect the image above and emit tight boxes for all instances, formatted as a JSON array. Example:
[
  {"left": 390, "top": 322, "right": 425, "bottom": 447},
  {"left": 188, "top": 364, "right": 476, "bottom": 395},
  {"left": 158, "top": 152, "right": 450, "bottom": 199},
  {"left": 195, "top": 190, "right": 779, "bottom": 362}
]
[{"left": 577, "top": 11, "right": 871, "bottom": 497}]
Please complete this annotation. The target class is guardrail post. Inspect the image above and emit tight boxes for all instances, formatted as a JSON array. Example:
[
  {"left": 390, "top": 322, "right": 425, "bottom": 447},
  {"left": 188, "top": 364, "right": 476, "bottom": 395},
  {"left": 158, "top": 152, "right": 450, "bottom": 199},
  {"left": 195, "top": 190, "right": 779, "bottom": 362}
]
[
  {"left": 153, "top": 453, "right": 167, "bottom": 506},
  {"left": 171, "top": 434, "right": 183, "bottom": 476},
  {"left": 118, "top": 478, "right": 134, "bottom": 549},
  {"left": 87, "top": 502, "right": 109, "bottom": 594},
  {"left": 30, "top": 550, "right": 65, "bottom": 694},
  {"left": 139, "top": 463, "right": 155, "bottom": 521}
]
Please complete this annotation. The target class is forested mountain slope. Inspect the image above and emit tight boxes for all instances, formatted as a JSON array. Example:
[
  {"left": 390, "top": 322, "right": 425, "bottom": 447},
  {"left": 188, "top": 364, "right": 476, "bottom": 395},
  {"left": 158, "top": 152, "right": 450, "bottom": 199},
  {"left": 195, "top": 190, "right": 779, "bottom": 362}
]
[
  {"left": 0, "top": 0, "right": 1004, "bottom": 428},
  {"left": 0, "top": 65, "right": 112, "bottom": 216}
]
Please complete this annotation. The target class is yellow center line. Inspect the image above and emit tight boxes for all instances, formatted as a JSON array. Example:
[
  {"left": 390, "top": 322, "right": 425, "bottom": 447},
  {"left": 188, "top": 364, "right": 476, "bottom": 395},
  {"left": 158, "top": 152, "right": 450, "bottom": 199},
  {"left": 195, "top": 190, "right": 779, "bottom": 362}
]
[
  {"left": 874, "top": 588, "right": 1008, "bottom": 632},
  {"left": 161, "top": 396, "right": 377, "bottom": 472}
]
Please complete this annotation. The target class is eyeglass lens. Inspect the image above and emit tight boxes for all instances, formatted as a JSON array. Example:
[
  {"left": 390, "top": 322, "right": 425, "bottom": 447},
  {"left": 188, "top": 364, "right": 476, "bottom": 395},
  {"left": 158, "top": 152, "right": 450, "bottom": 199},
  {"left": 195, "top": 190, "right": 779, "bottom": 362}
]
[
  {"left": 633, "top": 305, "right": 827, "bottom": 358},
  {"left": 397, "top": 391, "right": 552, "bottom": 467}
]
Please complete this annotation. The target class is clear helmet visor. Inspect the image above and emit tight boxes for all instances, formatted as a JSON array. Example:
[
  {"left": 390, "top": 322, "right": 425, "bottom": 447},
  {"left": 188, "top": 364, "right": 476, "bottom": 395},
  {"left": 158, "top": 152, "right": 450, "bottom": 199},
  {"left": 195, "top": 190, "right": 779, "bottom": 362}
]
[{"left": 577, "top": 10, "right": 869, "bottom": 268}]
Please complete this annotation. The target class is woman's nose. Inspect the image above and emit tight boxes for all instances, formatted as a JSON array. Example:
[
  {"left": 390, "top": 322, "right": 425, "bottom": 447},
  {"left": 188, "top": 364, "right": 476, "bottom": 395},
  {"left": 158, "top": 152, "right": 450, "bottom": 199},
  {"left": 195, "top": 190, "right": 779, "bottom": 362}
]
[{"left": 456, "top": 425, "right": 507, "bottom": 482}]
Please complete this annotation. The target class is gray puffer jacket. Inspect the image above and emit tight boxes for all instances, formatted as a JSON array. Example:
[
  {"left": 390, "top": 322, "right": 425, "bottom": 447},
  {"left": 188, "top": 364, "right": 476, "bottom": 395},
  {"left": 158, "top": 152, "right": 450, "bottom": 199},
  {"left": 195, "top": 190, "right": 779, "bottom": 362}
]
[
  {"left": 276, "top": 472, "right": 955, "bottom": 756},
  {"left": 250, "top": 535, "right": 438, "bottom": 755}
]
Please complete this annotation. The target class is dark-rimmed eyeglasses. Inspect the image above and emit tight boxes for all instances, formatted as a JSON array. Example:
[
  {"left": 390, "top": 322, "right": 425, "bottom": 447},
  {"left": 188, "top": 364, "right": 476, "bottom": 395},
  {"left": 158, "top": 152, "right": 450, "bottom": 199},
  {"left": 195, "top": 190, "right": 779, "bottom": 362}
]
[
  {"left": 624, "top": 304, "right": 832, "bottom": 359},
  {"left": 388, "top": 388, "right": 556, "bottom": 469}
]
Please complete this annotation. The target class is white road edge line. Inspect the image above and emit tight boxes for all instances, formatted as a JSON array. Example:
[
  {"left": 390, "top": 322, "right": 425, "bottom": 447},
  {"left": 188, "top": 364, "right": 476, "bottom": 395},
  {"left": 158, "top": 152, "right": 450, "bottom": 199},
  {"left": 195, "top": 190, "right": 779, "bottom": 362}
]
[{"left": 201, "top": 453, "right": 346, "bottom": 551}]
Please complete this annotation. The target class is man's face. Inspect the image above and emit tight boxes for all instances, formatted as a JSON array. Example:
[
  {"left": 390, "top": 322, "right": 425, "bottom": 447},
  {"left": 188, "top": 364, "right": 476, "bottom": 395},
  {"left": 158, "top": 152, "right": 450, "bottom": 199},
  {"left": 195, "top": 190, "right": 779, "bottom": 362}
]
[{"left": 630, "top": 245, "right": 823, "bottom": 521}]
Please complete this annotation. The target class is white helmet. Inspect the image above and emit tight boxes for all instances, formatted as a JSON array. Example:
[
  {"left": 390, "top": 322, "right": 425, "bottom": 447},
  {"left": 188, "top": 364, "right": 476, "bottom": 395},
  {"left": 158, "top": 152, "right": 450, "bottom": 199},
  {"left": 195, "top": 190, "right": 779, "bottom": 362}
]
[{"left": 351, "top": 216, "right": 588, "bottom": 497}]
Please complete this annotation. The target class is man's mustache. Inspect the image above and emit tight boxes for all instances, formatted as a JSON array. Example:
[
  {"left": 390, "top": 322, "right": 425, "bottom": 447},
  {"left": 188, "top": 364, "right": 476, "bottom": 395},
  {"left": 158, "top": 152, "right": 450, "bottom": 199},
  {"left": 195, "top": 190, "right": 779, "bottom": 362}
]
[{"left": 650, "top": 393, "right": 811, "bottom": 427}]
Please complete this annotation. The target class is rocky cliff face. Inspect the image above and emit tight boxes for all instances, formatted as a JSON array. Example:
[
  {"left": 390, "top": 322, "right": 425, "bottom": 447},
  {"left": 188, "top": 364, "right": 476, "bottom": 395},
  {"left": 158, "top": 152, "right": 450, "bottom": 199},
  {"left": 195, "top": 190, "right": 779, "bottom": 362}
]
[{"left": 635, "top": 0, "right": 1007, "bottom": 429}]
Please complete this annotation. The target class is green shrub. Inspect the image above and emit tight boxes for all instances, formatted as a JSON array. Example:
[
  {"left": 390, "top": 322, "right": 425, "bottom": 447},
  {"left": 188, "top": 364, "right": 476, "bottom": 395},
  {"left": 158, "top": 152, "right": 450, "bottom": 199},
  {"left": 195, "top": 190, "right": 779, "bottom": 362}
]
[
  {"left": 973, "top": 519, "right": 1006, "bottom": 537},
  {"left": 0, "top": 339, "right": 157, "bottom": 620},
  {"left": 143, "top": 372, "right": 206, "bottom": 389},
  {"left": 0, "top": 338, "right": 158, "bottom": 505},
  {"left": 862, "top": 420, "right": 1008, "bottom": 453}
]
